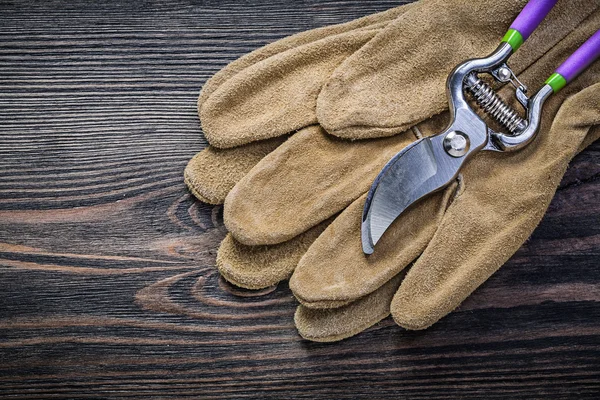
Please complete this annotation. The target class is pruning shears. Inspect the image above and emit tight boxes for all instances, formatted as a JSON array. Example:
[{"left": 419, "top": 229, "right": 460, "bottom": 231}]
[{"left": 362, "top": 0, "right": 600, "bottom": 254}]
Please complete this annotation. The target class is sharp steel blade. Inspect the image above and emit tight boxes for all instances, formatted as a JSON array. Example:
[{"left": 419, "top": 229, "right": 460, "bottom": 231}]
[{"left": 361, "top": 134, "right": 464, "bottom": 254}]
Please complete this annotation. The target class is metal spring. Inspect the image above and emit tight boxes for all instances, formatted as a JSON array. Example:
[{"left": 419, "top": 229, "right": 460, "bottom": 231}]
[{"left": 467, "top": 76, "right": 526, "bottom": 135}]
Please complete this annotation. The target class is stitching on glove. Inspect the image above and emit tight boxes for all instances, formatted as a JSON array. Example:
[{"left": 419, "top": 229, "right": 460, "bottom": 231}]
[{"left": 411, "top": 126, "right": 423, "bottom": 140}]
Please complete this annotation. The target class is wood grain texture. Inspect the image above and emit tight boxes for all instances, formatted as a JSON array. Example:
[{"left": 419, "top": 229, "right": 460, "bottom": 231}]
[{"left": 1, "top": 0, "right": 599, "bottom": 398}]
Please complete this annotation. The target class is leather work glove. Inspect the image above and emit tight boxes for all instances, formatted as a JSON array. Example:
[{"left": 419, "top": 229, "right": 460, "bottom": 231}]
[
  {"left": 186, "top": 0, "right": 600, "bottom": 341},
  {"left": 197, "top": 0, "right": 591, "bottom": 149},
  {"left": 184, "top": 3, "right": 410, "bottom": 204}
]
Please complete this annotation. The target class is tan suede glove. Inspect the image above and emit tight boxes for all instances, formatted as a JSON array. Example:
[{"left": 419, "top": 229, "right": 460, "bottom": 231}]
[
  {"left": 186, "top": 0, "right": 600, "bottom": 341},
  {"left": 199, "top": 0, "right": 592, "bottom": 148},
  {"left": 185, "top": 3, "right": 411, "bottom": 203}
]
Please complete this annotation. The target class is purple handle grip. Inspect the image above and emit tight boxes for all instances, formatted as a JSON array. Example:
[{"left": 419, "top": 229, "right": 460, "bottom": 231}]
[
  {"left": 556, "top": 29, "right": 600, "bottom": 82},
  {"left": 510, "top": 0, "right": 558, "bottom": 41}
]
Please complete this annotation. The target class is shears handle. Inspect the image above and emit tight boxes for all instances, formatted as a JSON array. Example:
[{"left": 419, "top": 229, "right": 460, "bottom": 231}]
[
  {"left": 501, "top": 0, "right": 559, "bottom": 51},
  {"left": 499, "top": 0, "right": 600, "bottom": 93},
  {"left": 546, "top": 29, "right": 600, "bottom": 92}
]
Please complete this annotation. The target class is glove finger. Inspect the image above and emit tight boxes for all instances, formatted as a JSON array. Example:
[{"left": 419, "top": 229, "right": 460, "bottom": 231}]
[
  {"left": 197, "top": 5, "right": 411, "bottom": 109},
  {"left": 216, "top": 219, "right": 330, "bottom": 290},
  {"left": 200, "top": 26, "right": 386, "bottom": 148},
  {"left": 184, "top": 136, "right": 286, "bottom": 204},
  {"left": 224, "top": 116, "right": 448, "bottom": 246},
  {"left": 391, "top": 79, "right": 600, "bottom": 330},
  {"left": 295, "top": 272, "right": 403, "bottom": 342},
  {"left": 318, "top": 0, "right": 597, "bottom": 139},
  {"left": 290, "top": 180, "right": 457, "bottom": 309}
]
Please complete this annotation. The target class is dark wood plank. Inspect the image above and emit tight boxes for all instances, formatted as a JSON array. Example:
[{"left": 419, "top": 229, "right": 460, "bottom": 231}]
[{"left": 0, "top": 0, "right": 599, "bottom": 398}]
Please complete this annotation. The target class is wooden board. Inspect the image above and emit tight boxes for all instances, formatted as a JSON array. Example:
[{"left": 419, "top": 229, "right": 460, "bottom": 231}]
[{"left": 1, "top": 0, "right": 599, "bottom": 398}]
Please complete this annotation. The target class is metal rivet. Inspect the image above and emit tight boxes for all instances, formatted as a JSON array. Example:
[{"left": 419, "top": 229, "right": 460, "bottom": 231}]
[
  {"left": 497, "top": 66, "right": 512, "bottom": 82},
  {"left": 443, "top": 131, "right": 470, "bottom": 157}
]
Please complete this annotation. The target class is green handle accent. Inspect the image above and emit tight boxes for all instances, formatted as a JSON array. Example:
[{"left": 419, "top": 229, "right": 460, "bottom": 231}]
[
  {"left": 545, "top": 72, "right": 567, "bottom": 93},
  {"left": 502, "top": 29, "right": 524, "bottom": 51}
]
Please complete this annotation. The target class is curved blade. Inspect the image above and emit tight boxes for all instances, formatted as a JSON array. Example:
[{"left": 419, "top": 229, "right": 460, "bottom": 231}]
[{"left": 361, "top": 135, "right": 462, "bottom": 254}]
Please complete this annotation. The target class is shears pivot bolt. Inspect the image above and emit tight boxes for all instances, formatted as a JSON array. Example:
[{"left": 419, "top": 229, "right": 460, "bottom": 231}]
[{"left": 443, "top": 131, "right": 470, "bottom": 157}]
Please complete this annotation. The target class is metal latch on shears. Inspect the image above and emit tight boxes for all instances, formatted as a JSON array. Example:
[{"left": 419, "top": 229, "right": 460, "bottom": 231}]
[{"left": 362, "top": 0, "right": 600, "bottom": 254}]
